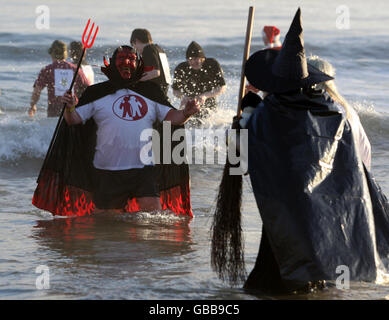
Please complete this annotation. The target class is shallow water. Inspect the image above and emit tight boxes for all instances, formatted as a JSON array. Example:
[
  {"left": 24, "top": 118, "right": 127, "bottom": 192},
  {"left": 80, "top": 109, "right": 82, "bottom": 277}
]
[{"left": 1, "top": 0, "right": 389, "bottom": 300}]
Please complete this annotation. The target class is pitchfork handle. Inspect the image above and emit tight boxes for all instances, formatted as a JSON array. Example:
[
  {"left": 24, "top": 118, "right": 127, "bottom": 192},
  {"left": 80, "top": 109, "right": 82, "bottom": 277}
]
[{"left": 40, "top": 48, "right": 86, "bottom": 171}]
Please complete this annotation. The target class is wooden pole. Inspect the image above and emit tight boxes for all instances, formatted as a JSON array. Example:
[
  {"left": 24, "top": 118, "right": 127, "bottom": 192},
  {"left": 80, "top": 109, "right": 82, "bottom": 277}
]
[{"left": 237, "top": 6, "right": 255, "bottom": 117}]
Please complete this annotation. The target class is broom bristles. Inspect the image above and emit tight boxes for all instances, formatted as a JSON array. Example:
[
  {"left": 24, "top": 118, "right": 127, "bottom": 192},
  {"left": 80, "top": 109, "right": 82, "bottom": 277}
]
[{"left": 211, "top": 159, "right": 246, "bottom": 286}]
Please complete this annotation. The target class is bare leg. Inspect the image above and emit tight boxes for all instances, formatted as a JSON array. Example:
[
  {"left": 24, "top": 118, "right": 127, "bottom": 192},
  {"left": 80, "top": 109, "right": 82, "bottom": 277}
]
[{"left": 137, "top": 197, "right": 161, "bottom": 211}]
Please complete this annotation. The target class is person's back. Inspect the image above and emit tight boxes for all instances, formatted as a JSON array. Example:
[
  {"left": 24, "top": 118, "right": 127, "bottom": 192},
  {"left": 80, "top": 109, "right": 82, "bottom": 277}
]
[
  {"left": 35, "top": 60, "right": 87, "bottom": 117},
  {"left": 29, "top": 40, "right": 89, "bottom": 117},
  {"left": 142, "top": 43, "right": 170, "bottom": 93},
  {"left": 211, "top": 8, "right": 389, "bottom": 295},
  {"left": 130, "top": 29, "right": 170, "bottom": 95},
  {"left": 307, "top": 55, "right": 372, "bottom": 170}
]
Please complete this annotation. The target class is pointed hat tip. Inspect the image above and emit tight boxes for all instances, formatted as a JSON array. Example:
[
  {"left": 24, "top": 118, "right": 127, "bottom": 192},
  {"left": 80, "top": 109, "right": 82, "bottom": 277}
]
[
  {"left": 294, "top": 7, "right": 302, "bottom": 21},
  {"left": 289, "top": 7, "right": 303, "bottom": 33}
]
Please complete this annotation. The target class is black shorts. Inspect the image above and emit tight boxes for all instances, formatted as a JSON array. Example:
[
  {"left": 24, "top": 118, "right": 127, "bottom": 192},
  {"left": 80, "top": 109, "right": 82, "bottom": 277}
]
[{"left": 93, "top": 166, "right": 160, "bottom": 209}]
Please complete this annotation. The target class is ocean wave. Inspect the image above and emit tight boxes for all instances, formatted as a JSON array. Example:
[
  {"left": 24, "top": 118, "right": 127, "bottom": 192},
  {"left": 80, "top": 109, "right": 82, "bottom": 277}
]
[
  {"left": 0, "top": 107, "right": 235, "bottom": 165},
  {"left": 1, "top": 31, "right": 389, "bottom": 63},
  {"left": 0, "top": 115, "right": 54, "bottom": 163},
  {"left": 352, "top": 101, "right": 389, "bottom": 140},
  {"left": 0, "top": 100, "right": 387, "bottom": 165}
]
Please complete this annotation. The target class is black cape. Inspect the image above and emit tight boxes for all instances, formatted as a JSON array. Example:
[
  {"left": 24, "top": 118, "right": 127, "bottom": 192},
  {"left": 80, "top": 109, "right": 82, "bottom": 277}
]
[
  {"left": 245, "top": 90, "right": 389, "bottom": 292},
  {"left": 32, "top": 80, "right": 192, "bottom": 217}
]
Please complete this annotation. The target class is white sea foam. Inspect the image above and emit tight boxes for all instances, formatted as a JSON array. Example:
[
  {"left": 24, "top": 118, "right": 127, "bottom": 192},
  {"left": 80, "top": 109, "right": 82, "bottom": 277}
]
[
  {"left": 0, "top": 114, "right": 54, "bottom": 162},
  {"left": 376, "top": 269, "right": 389, "bottom": 285}
]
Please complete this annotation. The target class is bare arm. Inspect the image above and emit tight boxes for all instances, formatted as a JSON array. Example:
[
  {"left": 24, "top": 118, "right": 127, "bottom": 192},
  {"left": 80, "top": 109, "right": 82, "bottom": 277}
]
[
  {"left": 164, "top": 100, "right": 200, "bottom": 126},
  {"left": 28, "top": 86, "right": 42, "bottom": 117},
  {"left": 63, "top": 106, "right": 83, "bottom": 126},
  {"left": 140, "top": 69, "right": 160, "bottom": 81},
  {"left": 196, "top": 85, "right": 226, "bottom": 104}
]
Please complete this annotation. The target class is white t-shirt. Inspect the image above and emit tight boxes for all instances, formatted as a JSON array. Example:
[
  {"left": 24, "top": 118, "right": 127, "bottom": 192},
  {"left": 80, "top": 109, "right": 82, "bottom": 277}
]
[
  {"left": 81, "top": 65, "right": 95, "bottom": 85},
  {"left": 75, "top": 88, "right": 172, "bottom": 170}
]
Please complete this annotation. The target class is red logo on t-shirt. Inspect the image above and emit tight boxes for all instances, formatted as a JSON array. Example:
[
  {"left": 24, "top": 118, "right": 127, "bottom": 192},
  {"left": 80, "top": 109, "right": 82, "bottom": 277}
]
[{"left": 112, "top": 94, "right": 148, "bottom": 121}]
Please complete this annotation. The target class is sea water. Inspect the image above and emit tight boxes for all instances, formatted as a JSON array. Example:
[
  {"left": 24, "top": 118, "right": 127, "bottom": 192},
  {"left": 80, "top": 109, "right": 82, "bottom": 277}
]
[{"left": 0, "top": 0, "right": 389, "bottom": 299}]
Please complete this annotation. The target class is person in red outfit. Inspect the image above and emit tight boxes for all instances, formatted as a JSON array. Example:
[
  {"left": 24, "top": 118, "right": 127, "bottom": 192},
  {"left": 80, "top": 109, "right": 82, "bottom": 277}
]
[
  {"left": 262, "top": 25, "right": 282, "bottom": 50},
  {"left": 28, "top": 40, "right": 89, "bottom": 117}
]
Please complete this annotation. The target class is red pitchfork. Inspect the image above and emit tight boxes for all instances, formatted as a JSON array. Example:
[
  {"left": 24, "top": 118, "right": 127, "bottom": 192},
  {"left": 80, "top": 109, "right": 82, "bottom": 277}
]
[
  {"left": 40, "top": 19, "right": 99, "bottom": 171},
  {"left": 68, "top": 19, "right": 99, "bottom": 94}
]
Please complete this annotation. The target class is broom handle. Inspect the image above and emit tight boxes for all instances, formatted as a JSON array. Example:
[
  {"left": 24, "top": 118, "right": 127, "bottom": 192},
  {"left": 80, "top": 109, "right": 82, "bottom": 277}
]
[{"left": 237, "top": 6, "right": 255, "bottom": 117}]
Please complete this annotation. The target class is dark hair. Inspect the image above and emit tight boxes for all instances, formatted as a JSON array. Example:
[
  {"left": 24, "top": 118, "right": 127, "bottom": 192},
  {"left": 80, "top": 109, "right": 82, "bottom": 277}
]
[
  {"left": 48, "top": 40, "right": 67, "bottom": 60},
  {"left": 130, "top": 29, "right": 153, "bottom": 45},
  {"left": 69, "top": 41, "right": 86, "bottom": 65}
]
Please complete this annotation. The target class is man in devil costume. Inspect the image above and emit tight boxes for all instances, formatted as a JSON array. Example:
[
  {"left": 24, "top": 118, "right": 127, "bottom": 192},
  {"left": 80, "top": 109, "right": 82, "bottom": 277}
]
[
  {"left": 32, "top": 46, "right": 199, "bottom": 216},
  {"left": 211, "top": 9, "right": 389, "bottom": 294}
]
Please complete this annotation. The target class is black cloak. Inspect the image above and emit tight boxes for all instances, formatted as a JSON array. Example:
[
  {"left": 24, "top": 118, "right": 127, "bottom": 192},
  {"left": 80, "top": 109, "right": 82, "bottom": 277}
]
[
  {"left": 245, "top": 90, "right": 389, "bottom": 292},
  {"left": 32, "top": 48, "right": 192, "bottom": 217}
]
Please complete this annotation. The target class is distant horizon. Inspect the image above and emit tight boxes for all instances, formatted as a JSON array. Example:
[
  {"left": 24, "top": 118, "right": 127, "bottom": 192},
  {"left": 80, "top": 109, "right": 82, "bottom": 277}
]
[{"left": 1, "top": 0, "right": 388, "bottom": 46}]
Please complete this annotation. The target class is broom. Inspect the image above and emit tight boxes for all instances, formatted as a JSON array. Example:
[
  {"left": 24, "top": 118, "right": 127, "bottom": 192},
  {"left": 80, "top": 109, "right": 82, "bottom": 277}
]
[{"left": 211, "top": 6, "right": 255, "bottom": 286}]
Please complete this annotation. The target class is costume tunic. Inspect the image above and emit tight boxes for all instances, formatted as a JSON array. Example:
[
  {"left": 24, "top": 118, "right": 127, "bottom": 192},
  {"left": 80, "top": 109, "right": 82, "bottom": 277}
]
[
  {"left": 34, "top": 60, "right": 89, "bottom": 117},
  {"left": 244, "top": 91, "right": 389, "bottom": 292},
  {"left": 32, "top": 79, "right": 192, "bottom": 217}
]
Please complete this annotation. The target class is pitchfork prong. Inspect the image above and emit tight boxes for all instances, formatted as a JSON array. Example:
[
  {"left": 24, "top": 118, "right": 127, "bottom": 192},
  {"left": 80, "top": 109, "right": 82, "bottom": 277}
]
[
  {"left": 82, "top": 19, "right": 91, "bottom": 47},
  {"left": 41, "top": 18, "right": 99, "bottom": 173},
  {"left": 82, "top": 18, "right": 99, "bottom": 49},
  {"left": 90, "top": 26, "right": 99, "bottom": 48},
  {"left": 86, "top": 23, "right": 94, "bottom": 45}
]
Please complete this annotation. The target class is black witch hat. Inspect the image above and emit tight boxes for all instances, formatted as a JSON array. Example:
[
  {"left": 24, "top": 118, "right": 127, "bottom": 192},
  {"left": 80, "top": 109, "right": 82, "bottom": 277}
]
[{"left": 245, "top": 8, "right": 333, "bottom": 93}]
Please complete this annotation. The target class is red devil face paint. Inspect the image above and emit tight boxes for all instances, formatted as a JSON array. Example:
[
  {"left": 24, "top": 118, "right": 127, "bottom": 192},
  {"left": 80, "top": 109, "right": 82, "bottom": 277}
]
[{"left": 115, "top": 48, "right": 137, "bottom": 80}]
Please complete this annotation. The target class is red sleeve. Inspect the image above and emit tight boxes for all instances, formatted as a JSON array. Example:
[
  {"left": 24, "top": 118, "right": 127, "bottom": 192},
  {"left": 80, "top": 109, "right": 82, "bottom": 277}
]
[{"left": 34, "top": 66, "right": 50, "bottom": 89}]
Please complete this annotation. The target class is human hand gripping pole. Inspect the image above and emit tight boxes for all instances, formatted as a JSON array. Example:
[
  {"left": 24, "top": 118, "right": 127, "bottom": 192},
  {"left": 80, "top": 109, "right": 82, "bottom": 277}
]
[{"left": 41, "top": 19, "right": 98, "bottom": 170}]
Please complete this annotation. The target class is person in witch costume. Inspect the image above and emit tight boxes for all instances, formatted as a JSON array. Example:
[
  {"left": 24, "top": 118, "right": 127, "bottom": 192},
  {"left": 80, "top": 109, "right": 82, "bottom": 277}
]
[
  {"left": 211, "top": 8, "right": 389, "bottom": 294},
  {"left": 307, "top": 55, "right": 371, "bottom": 170},
  {"left": 245, "top": 26, "right": 282, "bottom": 96},
  {"left": 32, "top": 45, "right": 199, "bottom": 216}
]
